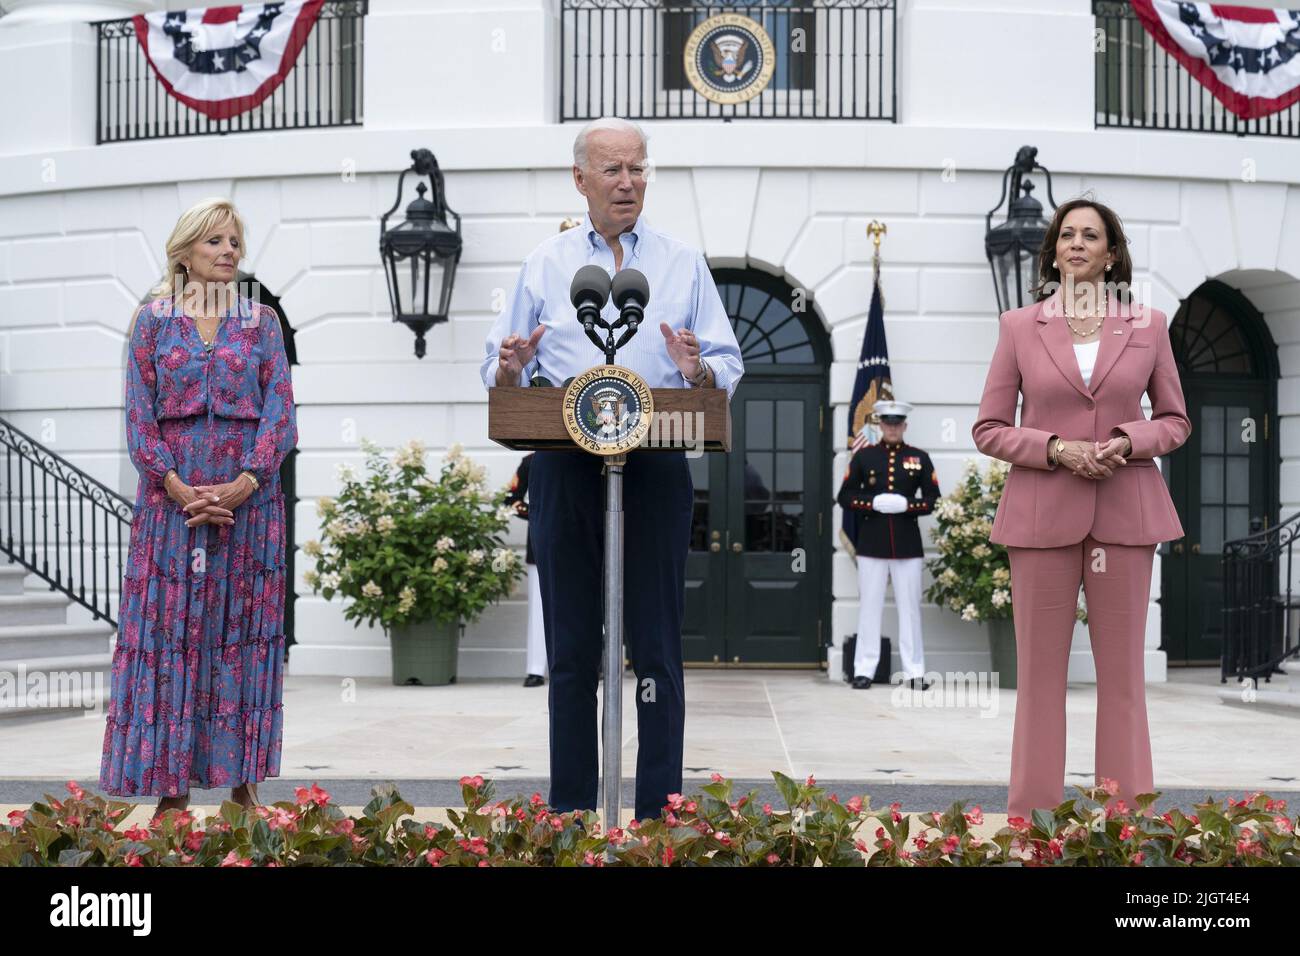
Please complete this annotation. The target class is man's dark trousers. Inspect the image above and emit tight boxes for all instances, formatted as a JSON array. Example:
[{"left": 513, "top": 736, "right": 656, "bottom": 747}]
[{"left": 529, "top": 448, "right": 692, "bottom": 823}]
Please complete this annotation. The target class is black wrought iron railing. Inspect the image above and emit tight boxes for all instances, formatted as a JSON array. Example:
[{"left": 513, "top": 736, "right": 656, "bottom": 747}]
[
  {"left": 0, "top": 418, "right": 134, "bottom": 627},
  {"left": 1222, "top": 513, "right": 1300, "bottom": 686},
  {"left": 1094, "top": 0, "right": 1300, "bottom": 139},
  {"left": 560, "top": 0, "right": 896, "bottom": 121},
  {"left": 94, "top": 0, "right": 367, "bottom": 144}
]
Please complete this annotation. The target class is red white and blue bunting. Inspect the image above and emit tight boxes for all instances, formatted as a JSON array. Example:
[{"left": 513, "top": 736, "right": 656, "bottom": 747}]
[
  {"left": 133, "top": 1, "right": 326, "bottom": 120},
  {"left": 1131, "top": 1, "right": 1300, "bottom": 119}
]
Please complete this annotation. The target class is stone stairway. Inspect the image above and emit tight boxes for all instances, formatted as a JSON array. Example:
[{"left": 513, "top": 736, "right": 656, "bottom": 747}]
[{"left": 0, "top": 564, "right": 115, "bottom": 719}]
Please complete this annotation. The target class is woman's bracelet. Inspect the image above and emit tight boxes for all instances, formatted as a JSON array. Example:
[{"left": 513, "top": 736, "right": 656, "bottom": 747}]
[
  {"left": 240, "top": 470, "right": 260, "bottom": 490},
  {"left": 163, "top": 469, "right": 178, "bottom": 490}
]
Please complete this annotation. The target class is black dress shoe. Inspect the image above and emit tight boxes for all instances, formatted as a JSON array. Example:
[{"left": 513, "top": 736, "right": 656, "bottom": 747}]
[
  {"left": 523, "top": 674, "right": 545, "bottom": 687},
  {"left": 907, "top": 677, "right": 932, "bottom": 691},
  {"left": 852, "top": 676, "right": 872, "bottom": 689}
]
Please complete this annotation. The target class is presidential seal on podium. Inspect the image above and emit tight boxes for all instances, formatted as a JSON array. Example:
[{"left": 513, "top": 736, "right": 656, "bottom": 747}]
[{"left": 562, "top": 364, "right": 654, "bottom": 456}]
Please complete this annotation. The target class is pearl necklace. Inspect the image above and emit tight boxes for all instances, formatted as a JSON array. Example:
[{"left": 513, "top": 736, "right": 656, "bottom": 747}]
[{"left": 1065, "top": 289, "right": 1109, "bottom": 338}]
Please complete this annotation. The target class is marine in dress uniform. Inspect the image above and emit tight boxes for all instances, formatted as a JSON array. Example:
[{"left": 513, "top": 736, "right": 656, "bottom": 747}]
[
  {"left": 836, "top": 400, "right": 940, "bottom": 689},
  {"left": 504, "top": 454, "right": 547, "bottom": 687}
]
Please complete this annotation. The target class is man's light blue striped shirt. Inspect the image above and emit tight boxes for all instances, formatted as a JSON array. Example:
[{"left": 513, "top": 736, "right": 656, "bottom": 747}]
[{"left": 480, "top": 214, "right": 744, "bottom": 399}]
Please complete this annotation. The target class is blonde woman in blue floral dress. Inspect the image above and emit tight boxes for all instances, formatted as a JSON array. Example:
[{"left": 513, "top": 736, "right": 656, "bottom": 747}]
[{"left": 99, "top": 198, "right": 297, "bottom": 821}]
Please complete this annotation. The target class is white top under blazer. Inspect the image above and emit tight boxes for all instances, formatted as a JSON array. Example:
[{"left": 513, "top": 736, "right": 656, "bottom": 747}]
[{"left": 1073, "top": 339, "right": 1101, "bottom": 386}]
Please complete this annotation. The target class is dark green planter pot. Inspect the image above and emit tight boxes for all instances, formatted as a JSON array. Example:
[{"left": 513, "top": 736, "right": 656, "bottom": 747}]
[
  {"left": 987, "top": 617, "right": 1018, "bottom": 690},
  {"left": 390, "top": 619, "right": 461, "bottom": 686}
]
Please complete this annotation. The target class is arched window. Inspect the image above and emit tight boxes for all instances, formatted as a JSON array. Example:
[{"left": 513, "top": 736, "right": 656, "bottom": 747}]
[
  {"left": 712, "top": 268, "right": 829, "bottom": 371},
  {"left": 1171, "top": 280, "right": 1274, "bottom": 379}
]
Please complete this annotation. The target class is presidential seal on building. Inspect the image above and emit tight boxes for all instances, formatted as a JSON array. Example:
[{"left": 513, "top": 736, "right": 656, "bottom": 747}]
[{"left": 683, "top": 13, "right": 776, "bottom": 105}]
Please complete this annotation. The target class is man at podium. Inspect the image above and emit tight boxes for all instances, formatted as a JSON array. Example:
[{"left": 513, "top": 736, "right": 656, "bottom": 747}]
[{"left": 480, "top": 117, "right": 744, "bottom": 823}]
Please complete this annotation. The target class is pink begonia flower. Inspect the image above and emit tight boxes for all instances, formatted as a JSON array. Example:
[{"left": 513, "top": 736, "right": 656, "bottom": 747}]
[
  {"left": 607, "top": 827, "right": 625, "bottom": 846},
  {"left": 426, "top": 848, "right": 446, "bottom": 866},
  {"left": 766, "top": 852, "right": 780, "bottom": 864},
  {"left": 1132, "top": 851, "right": 1145, "bottom": 865},
  {"left": 220, "top": 851, "right": 252, "bottom": 867},
  {"left": 333, "top": 818, "right": 355, "bottom": 835},
  {"left": 684, "top": 801, "right": 697, "bottom": 813},
  {"left": 295, "top": 783, "right": 331, "bottom": 807},
  {"left": 65, "top": 781, "right": 86, "bottom": 801},
  {"left": 943, "top": 834, "right": 960, "bottom": 854},
  {"left": 847, "top": 796, "right": 863, "bottom": 814},
  {"left": 661, "top": 846, "right": 674, "bottom": 866},
  {"left": 424, "top": 824, "right": 440, "bottom": 840},
  {"left": 711, "top": 772, "right": 723, "bottom": 783},
  {"left": 854, "top": 839, "right": 869, "bottom": 853},
  {"left": 549, "top": 816, "right": 564, "bottom": 830},
  {"left": 184, "top": 831, "right": 204, "bottom": 852},
  {"left": 1118, "top": 824, "right": 1135, "bottom": 841},
  {"left": 124, "top": 851, "right": 143, "bottom": 867},
  {"left": 875, "top": 826, "right": 886, "bottom": 839},
  {"left": 459, "top": 775, "right": 485, "bottom": 789},
  {"left": 124, "top": 824, "right": 150, "bottom": 841},
  {"left": 965, "top": 807, "right": 984, "bottom": 826},
  {"left": 666, "top": 793, "right": 685, "bottom": 811},
  {"left": 530, "top": 792, "right": 544, "bottom": 806},
  {"left": 806, "top": 775, "right": 816, "bottom": 786},
  {"left": 268, "top": 808, "right": 298, "bottom": 832},
  {"left": 1099, "top": 777, "right": 1120, "bottom": 796},
  {"left": 7, "top": 810, "right": 26, "bottom": 826},
  {"left": 914, "top": 836, "right": 928, "bottom": 850},
  {"left": 762, "top": 803, "right": 773, "bottom": 815},
  {"left": 1274, "top": 816, "right": 1294, "bottom": 833}
]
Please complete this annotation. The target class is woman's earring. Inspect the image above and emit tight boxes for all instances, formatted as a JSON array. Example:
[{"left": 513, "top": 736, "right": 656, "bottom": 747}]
[{"left": 1052, "top": 260, "right": 1058, "bottom": 269}]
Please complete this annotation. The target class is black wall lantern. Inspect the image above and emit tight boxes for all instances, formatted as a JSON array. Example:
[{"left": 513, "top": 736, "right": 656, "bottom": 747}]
[
  {"left": 380, "top": 148, "right": 462, "bottom": 358},
  {"left": 984, "top": 145, "right": 1057, "bottom": 315}
]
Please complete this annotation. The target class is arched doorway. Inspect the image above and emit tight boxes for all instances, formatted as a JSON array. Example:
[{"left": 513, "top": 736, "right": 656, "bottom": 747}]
[
  {"left": 1162, "top": 279, "right": 1279, "bottom": 664},
  {"left": 682, "top": 267, "right": 832, "bottom": 666}
]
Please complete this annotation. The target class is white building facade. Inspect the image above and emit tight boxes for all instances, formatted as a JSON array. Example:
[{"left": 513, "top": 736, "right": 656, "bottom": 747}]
[{"left": 1, "top": 0, "right": 1298, "bottom": 684}]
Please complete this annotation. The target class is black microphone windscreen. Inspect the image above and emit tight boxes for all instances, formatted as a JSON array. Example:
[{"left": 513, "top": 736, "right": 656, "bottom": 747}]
[
  {"left": 611, "top": 268, "right": 649, "bottom": 309},
  {"left": 570, "top": 265, "right": 612, "bottom": 308}
]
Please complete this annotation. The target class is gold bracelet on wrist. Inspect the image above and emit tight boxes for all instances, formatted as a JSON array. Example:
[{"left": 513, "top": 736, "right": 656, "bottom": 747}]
[{"left": 240, "top": 470, "right": 259, "bottom": 490}]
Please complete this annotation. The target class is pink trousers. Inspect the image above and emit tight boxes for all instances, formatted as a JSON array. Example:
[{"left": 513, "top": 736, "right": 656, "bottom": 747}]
[{"left": 1005, "top": 534, "right": 1157, "bottom": 820}]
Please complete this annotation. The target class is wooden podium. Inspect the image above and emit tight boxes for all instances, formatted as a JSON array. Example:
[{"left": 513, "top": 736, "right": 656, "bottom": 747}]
[{"left": 488, "top": 383, "right": 731, "bottom": 829}]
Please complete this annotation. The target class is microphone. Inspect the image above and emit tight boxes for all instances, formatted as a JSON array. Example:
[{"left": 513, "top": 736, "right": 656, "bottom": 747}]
[
  {"left": 611, "top": 268, "right": 649, "bottom": 335},
  {"left": 570, "top": 265, "right": 612, "bottom": 337}
]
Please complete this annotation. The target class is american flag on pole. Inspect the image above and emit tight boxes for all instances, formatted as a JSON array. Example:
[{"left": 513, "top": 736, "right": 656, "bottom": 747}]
[
  {"left": 1131, "top": 1, "right": 1300, "bottom": 120},
  {"left": 839, "top": 269, "right": 893, "bottom": 556}
]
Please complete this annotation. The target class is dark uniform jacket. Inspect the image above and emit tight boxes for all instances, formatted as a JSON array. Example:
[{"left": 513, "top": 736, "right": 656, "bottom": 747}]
[
  {"left": 504, "top": 453, "right": 535, "bottom": 565},
  {"left": 836, "top": 440, "right": 940, "bottom": 559}
]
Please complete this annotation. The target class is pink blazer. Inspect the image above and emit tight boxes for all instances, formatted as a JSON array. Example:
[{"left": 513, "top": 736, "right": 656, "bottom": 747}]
[{"left": 971, "top": 288, "right": 1191, "bottom": 548}]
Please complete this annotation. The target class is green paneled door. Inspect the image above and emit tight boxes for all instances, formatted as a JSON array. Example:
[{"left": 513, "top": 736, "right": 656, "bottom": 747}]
[
  {"left": 681, "top": 268, "right": 831, "bottom": 666},
  {"left": 1161, "top": 280, "right": 1278, "bottom": 665}
]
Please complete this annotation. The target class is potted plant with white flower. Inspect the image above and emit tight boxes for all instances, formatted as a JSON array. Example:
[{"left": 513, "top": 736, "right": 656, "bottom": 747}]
[
  {"left": 924, "top": 459, "right": 1087, "bottom": 690},
  {"left": 303, "top": 439, "right": 524, "bottom": 686}
]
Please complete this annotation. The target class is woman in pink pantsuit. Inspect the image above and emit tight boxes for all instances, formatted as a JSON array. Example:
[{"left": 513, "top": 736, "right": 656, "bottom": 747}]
[{"left": 971, "top": 199, "right": 1190, "bottom": 820}]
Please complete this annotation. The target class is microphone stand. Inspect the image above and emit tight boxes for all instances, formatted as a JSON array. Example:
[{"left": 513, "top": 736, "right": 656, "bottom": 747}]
[{"left": 573, "top": 278, "right": 645, "bottom": 845}]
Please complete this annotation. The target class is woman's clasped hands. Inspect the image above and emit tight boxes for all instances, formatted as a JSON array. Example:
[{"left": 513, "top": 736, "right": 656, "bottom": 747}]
[
  {"left": 1055, "top": 436, "right": 1130, "bottom": 480},
  {"left": 165, "top": 472, "right": 255, "bottom": 528}
]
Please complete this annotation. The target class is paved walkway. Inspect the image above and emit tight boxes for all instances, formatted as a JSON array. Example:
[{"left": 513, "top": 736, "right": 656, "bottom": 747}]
[{"left": 2, "top": 668, "right": 1296, "bottom": 821}]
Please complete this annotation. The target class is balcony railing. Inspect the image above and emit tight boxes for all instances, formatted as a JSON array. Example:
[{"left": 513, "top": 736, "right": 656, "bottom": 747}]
[
  {"left": 560, "top": 0, "right": 896, "bottom": 121},
  {"left": 1094, "top": 0, "right": 1300, "bottom": 138},
  {"left": 94, "top": 0, "right": 367, "bottom": 144}
]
